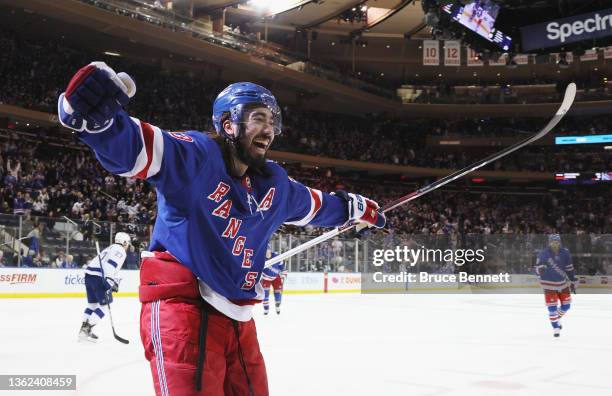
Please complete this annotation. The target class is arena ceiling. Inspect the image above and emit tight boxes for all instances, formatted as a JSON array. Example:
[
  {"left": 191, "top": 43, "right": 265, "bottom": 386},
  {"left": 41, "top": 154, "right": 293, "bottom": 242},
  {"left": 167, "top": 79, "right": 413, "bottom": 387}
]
[
  {"left": 5, "top": 0, "right": 608, "bottom": 88},
  {"left": 186, "top": 0, "right": 606, "bottom": 85},
  {"left": 200, "top": 0, "right": 427, "bottom": 38}
]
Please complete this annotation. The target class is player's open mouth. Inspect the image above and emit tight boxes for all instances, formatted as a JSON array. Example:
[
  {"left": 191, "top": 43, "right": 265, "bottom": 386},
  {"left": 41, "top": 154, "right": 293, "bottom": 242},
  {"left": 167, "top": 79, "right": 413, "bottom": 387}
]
[{"left": 252, "top": 138, "right": 270, "bottom": 150}]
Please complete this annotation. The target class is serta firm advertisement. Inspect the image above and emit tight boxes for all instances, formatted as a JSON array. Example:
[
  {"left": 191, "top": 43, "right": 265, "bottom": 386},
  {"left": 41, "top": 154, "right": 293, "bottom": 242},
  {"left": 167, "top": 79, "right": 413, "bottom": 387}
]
[{"left": 521, "top": 8, "right": 612, "bottom": 51}]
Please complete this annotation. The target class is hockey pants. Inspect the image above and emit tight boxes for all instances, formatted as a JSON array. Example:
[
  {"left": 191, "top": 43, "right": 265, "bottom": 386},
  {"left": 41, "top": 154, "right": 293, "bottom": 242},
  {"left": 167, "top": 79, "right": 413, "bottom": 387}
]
[{"left": 139, "top": 252, "right": 269, "bottom": 396}]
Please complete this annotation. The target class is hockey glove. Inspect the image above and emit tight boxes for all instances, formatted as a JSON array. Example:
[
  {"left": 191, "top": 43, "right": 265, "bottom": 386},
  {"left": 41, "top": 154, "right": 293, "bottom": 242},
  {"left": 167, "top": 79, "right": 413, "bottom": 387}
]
[
  {"left": 58, "top": 62, "right": 136, "bottom": 133},
  {"left": 101, "top": 288, "right": 113, "bottom": 306},
  {"left": 570, "top": 282, "right": 577, "bottom": 294},
  {"left": 334, "top": 190, "right": 386, "bottom": 229},
  {"left": 105, "top": 277, "right": 119, "bottom": 293},
  {"left": 535, "top": 265, "right": 546, "bottom": 276}
]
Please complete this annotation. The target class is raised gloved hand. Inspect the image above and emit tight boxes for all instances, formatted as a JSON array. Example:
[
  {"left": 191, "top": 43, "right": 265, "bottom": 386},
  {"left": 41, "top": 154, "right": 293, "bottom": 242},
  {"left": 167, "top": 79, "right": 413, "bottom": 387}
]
[
  {"left": 58, "top": 62, "right": 136, "bottom": 133},
  {"left": 334, "top": 190, "right": 386, "bottom": 229}
]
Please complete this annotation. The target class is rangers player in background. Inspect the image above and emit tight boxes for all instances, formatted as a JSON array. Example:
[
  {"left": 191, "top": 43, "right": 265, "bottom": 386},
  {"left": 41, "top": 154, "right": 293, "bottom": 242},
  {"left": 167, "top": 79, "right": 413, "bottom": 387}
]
[
  {"left": 261, "top": 245, "right": 287, "bottom": 315},
  {"left": 535, "top": 234, "right": 577, "bottom": 337},
  {"left": 58, "top": 62, "right": 385, "bottom": 395},
  {"left": 79, "top": 232, "right": 131, "bottom": 342}
]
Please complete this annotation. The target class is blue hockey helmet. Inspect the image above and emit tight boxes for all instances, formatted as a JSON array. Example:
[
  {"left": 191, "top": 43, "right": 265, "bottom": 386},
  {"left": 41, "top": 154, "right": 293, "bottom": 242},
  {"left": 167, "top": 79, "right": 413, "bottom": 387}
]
[
  {"left": 212, "top": 82, "right": 282, "bottom": 139},
  {"left": 548, "top": 234, "right": 561, "bottom": 244}
]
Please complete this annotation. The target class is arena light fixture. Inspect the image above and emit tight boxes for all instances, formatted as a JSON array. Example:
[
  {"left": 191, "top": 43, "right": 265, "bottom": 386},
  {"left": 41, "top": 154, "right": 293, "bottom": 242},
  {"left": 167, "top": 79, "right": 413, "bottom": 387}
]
[
  {"left": 104, "top": 51, "right": 121, "bottom": 57},
  {"left": 250, "top": 0, "right": 273, "bottom": 10}
]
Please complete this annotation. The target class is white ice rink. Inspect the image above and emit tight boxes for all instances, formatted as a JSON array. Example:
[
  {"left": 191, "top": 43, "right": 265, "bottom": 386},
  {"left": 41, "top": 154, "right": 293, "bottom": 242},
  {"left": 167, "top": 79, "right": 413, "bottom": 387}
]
[{"left": 1, "top": 293, "right": 611, "bottom": 396}]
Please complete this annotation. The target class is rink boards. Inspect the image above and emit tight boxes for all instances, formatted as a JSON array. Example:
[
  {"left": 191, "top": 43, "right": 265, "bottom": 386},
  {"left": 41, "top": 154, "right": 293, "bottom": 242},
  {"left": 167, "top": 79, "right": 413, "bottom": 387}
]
[{"left": 0, "top": 268, "right": 610, "bottom": 297}]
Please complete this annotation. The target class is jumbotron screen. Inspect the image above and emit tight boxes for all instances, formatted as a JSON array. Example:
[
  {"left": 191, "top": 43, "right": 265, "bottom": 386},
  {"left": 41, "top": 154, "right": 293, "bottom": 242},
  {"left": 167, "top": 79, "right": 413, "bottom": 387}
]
[{"left": 444, "top": 1, "right": 513, "bottom": 51}]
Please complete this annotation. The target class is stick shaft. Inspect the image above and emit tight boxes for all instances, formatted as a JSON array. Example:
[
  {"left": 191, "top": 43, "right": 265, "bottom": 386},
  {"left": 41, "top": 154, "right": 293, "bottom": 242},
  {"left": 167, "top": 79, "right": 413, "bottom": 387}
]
[{"left": 266, "top": 83, "right": 576, "bottom": 267}]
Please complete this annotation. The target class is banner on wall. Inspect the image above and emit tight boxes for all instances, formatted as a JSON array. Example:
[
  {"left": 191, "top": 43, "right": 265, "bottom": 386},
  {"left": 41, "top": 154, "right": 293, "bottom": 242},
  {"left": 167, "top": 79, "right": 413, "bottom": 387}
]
[
  {"left": 467, "top": 48, "right": 483, "bottom": 66},
  {"left": 443, "top": 41, "right": 461, "bottom": 66},
  {"left": 2, "top": 269, "right": 612, "bottom": 297},
  {"left": 605, "top": 46, "right": 612, "bottom": 59},
  {"left": 514, "top": 54, "right": 529, "bottom": 65},
  {"left": 488, "top": 53, "right": 507, "bottom": 66},
  {"left": 0, "top": 268, "right": 139, "bottom": 296},
  {"left": 581, "top": 49, "right": 598, "bottom": 61},
  {"left": 423, "top": 40, "right": 440, "bottom": 66}
]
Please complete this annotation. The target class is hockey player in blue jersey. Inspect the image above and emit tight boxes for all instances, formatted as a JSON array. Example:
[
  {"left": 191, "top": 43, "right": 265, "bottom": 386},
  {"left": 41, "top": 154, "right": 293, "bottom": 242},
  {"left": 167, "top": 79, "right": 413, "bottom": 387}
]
[
  {"left": 58, "top": 62, "right": 385, "bottom": 395},
  {"left": 79, "top": 232, "right": 131, "bottom": 342},
  {"left": 261, "top": 245, "right": 287, "bottom": 315},
  {"left": 535, "top": 234, "right": 577, "bottom": 337}
]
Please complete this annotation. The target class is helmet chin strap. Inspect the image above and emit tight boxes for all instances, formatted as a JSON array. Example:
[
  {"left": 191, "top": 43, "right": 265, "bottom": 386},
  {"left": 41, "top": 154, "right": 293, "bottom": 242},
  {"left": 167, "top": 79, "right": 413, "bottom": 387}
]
[
  {"left": 223, "top": 123, "right": 248, "bottom": 177},
  {"left": 223, "top": 121, "right": 244, "bottom": 144}
]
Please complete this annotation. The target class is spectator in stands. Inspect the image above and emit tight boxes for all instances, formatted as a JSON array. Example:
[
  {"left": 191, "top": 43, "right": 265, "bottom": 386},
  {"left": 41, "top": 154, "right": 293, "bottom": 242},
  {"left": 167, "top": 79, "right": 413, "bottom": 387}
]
[
  {"left": 13, "top": 191, "right": 25, "bottom": 215},
  {"left": 20, "top": 249, "right": 35, "bottom": 267},
  {"left": 39, "top": 250, "right": 51, "bottom": 267},
  {"left": 26, "top": 223, "right": 44, "bottom": 254},
  {"left": 125, "top": 244, "right": 139, "bottom": 269},
  {"left": 60, "top": 254, "right": 77, "bottom": 269},
  {"left": 52, "top": 251, "right": 65, "bottom": 268}
]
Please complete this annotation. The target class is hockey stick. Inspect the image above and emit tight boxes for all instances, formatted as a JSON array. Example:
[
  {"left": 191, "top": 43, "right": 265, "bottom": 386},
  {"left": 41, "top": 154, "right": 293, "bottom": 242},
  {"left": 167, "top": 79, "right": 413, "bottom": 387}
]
[
  {"left": 96, "top": 241, "right": 130, "bottom": 344},
  {"left": 266, "top": 82, "right": 577, "bottom": 267}
]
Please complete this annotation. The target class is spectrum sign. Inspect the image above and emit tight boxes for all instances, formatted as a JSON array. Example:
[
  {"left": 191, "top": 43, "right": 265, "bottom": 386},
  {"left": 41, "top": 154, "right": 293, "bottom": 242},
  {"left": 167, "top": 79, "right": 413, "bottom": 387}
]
[
  {"left": 555, "top": 135, "right": 612, "bottom": 145},
  {"left": 521, "top": 8, "right": 612, "bottom": 51}
]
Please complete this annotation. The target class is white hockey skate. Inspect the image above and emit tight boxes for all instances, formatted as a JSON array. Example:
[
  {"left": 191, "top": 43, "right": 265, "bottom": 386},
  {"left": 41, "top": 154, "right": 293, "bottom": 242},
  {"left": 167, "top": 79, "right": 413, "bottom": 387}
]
[
  {"left": 553, "top": 326, "right": 561, "bottom": 338},
  {"left": 78, "top": 322, "right": 99, "bottom": 343},
  {"left": 275, "top": 305, "right": 281, "bottom": 315}
]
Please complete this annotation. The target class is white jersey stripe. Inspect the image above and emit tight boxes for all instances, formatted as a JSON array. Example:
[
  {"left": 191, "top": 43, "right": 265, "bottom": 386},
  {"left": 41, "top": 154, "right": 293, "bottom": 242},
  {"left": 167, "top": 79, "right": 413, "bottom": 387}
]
[
  {"left": 146, "top": 125, "right": 164, "bottom": 179},
  {"left": 199, "top": 279, "right": 254, "bottom": 322},
  {"left": 120, "top": 117, "right": 149, "bottom": 178},
  {"left": 284, "top": 187, "right": 323, "bottom": 226}
]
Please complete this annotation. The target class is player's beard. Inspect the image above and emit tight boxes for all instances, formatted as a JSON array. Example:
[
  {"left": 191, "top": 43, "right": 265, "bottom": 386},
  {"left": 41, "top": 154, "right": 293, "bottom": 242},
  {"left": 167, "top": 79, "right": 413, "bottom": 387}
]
[{"left": 235, "top": 135, "right": 268, "bottom": 173}]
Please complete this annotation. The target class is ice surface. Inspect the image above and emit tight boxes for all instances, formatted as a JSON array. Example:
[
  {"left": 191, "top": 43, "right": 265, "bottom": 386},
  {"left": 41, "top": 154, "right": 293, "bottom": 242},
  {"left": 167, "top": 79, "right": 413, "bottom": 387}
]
[{"left": 1, "top": 293, "right": 610, "bottom": 395}]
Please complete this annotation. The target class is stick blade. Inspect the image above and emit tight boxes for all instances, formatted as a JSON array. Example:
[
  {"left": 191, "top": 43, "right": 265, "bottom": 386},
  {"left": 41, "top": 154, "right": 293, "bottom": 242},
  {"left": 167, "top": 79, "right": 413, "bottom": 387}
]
[
  {"left": 557, "top": 82, "right": 576, "bottom": 116},
  {"left": 113, "top": 333, "right": 130, "bottom": 344}
]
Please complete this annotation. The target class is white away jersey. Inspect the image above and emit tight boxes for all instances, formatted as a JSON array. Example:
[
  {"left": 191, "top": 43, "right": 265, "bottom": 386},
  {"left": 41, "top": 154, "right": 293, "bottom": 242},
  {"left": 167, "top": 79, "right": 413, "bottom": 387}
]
[{"left": 85, "top": 243, "right": 127, "bottom": 280}]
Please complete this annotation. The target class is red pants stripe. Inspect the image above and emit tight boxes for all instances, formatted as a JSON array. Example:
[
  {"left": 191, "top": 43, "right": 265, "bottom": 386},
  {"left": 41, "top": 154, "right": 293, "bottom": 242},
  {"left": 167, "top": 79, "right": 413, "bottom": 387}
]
[{"left": 139, "top": 252, "right": 269, "bottom": 396}]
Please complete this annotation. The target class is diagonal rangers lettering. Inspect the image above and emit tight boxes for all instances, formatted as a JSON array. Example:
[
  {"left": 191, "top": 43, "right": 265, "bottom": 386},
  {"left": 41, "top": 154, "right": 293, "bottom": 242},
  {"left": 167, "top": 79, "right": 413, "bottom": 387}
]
[
  {"left": 258, "top": 188, "right": 275, "bottom": 211},
  {"left": 233, "top": 236, "right": 246, "bottom": 255},
  {"left": 222, "top": 218, "right": 242, "bottom": 238},
  {"left": 212, "top": 199, "right": 233, "bottom": 219},
  {"left": 206, "top": 180, "right": 262, "bottom": 290},
  {"left": 241, "top": 272, "right": 258, "bottom": 290},
  {"left": 242, "top": 249, "right": 254, "bottom": 268},
  {"left": 208, "top": 182, "right": 230, "bottom": 203}
]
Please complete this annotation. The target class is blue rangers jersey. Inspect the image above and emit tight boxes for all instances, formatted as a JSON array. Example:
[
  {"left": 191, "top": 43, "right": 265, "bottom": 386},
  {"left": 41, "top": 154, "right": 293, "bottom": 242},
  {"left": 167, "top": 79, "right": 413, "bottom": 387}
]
[
  {"left": 78, "top": 112, "right": 348, "bottom": 320},
  {"left": 535, "top": 247, "right": 576, "bottom": 291}
]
